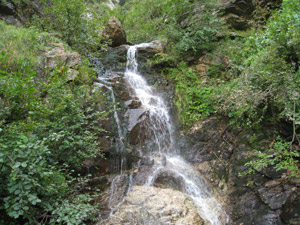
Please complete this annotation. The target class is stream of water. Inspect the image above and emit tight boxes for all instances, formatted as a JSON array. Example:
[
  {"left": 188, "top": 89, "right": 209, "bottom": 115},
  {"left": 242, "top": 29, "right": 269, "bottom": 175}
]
[
  {"left": 94, "top": 43, "right": 228, "bottom": 224},
  {"left": 123, "top": 43, "right": 228, "bottom": 225}
]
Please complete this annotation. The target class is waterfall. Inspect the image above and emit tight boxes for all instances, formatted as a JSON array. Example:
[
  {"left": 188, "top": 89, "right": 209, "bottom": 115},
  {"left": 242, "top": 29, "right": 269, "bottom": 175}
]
[
  {"left": 125, "top": 44, "right": 173, "bottom": 153},
  {"left": 122, "top": 44, "right": 229, "bottom": 225}
]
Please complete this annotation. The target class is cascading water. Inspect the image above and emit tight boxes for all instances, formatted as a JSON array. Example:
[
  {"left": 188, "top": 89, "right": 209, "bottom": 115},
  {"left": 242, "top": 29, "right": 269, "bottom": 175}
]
[
  {"left": 122, "top": 43, "right": 229, "bottom": 225},
  {"left": 125, "top": 44, "right": 173, "bottom": 153}
]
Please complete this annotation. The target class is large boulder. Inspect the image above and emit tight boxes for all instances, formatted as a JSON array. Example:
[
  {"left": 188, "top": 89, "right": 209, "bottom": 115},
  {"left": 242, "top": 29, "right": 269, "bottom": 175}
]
[
  {"left": 99, "top": 186, "right": 205, "bottom": 225},
  {"left": 103, "top": 17, "right": 127, "bottom": 47},
  {"left": 137, "top": 40, "right": 164, "bottom": 57}
]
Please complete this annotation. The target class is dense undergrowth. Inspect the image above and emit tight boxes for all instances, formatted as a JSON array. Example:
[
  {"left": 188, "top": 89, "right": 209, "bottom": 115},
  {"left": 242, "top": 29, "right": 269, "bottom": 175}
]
[{"left": 0, "top": 20, "right": 107, "bottom": 224}]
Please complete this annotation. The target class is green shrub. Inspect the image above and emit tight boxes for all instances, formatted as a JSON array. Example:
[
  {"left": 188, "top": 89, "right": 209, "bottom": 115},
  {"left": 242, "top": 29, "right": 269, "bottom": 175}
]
[
  {"left": 0, "top": 23, "right": 106, "bottom": 222},
  {"left": 241, "top": 137, "right": 300, "bottom": 180},
  {"left": 216, "top": 0, "right": 300, "bottom": 127}
]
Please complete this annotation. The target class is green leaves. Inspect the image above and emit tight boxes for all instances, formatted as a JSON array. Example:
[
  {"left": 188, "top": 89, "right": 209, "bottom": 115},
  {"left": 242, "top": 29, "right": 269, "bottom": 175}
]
[
  {"left": 0, "top": 27, "right": 106, "bottom": 223},
  {"left": 242, "top": 137, "right": 300, "bottom": 180}
]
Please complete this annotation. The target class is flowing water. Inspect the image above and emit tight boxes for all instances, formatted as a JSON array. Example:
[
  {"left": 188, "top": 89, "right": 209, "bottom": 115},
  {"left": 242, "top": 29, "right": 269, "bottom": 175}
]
[
  {"left": 94, "top": 43, "right": 228, "bottom": 224},
  {"left": 122, "top": 43, "right": 228, "bottom": 225}
]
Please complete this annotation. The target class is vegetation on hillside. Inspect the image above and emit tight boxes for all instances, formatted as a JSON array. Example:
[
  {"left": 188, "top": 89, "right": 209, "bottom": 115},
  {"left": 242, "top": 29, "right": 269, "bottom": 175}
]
[{"left": 0, "top": 21, "right": 107, "bottom": 224}]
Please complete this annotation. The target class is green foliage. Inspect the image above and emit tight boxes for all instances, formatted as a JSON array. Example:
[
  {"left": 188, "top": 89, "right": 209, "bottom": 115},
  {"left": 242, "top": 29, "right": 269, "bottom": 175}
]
[
  {"left": 32, "top": 0, "right": 109, "bottom": 51},
  {"left": 241, "top": 137, "right": 300, "bottom": 180},
  {"left": 0, "top": 21, "right": 62, "bottom": 65},
  {"left": 215, "top": 0, "right": 300, "bottom": 127},
  {"left": 0, "top": 23, "right": 106, "bottom": 224},
  {"left": 165, "top": 63, "right": 215, "bottom": 125}
]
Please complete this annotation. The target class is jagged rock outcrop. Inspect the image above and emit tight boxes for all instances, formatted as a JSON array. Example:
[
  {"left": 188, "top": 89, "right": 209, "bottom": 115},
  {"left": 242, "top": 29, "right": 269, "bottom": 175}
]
[
  {"left": 99, "top": 186, "right": 205, "bottom": 225},
  {"left": 103, "top": 17, "right": 127, "bottom": 47},
  {"left": 125, "top": 109, "right": 150, "bottom": 145}
]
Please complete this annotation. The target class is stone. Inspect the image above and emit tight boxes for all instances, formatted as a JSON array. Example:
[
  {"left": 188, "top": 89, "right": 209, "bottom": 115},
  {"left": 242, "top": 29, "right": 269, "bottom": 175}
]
[
  {"left": 42, "top": 43, "right": 82, "bottom": 81},
  {"left": 153, "top": 169, "right": 186, "bottom": 191},
  {"left": 107, "top": 174, "right": 130, "bottom": 209},
  {"left": 43, "top": 43, "right": 81, "bottom": 70},
  {"left": 264, "top": 179, "right": 282, "bottom": 188},
  {"left": 222, "top": 0, "right": 255, "bottom": 30},
  {"left": 125, "top": 97, "right": 142, "bottom": 109},
  {"left": 281, "top": 191, "right": 300, "bottom": 225},
  {"left": 67, "top": 69, "right": 79, "bottom": 81},
  {"left": 198, "top": 161, "right": 212, "bottom": 176},
  {"left": 82, "top": 157, "right": 109, "bottom": 175},
  {"left": 99, "top": 186, "right": 205, "bottom": 225},
  {"left": 125, "top": 109, "right": 150, "bottom": 145},
  {"left": 137, "top": 40, "right": 164, "bottom": 57},
  {"left": 258, "top": 184, "right": 293, "bottom": 210},
  {"left": 103, "top": 17, "right": 127, "bottom": 47}
]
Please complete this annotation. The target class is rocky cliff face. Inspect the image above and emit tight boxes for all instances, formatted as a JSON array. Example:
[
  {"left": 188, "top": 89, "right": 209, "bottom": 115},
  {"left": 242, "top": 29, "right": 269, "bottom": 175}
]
[
  {"left": 96, "top": 31, "right": 299, "bottom": 224},
  {"left": 181, "top": 117, "right": 300, "bottom": 225}
]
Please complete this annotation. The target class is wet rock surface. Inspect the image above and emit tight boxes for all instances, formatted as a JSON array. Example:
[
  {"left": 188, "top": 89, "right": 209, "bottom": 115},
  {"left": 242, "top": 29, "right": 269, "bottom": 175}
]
[
  {"left": 99, "top": 186, "right": 205, "bottom": 225},
  {"left": 125, "top": 109, "right": 150, "bottom": 145}
]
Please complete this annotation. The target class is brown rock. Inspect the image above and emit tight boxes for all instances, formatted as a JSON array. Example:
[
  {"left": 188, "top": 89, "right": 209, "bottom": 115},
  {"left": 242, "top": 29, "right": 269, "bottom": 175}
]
[
  {"left": 264, "top": 180, "right": 281, "bottom": 188},
  {"left": 103, "top": 17, "right": 127, "bottom": 47},
  {"left": 222, "top": 0, "right": 255, "bottom": 30}
]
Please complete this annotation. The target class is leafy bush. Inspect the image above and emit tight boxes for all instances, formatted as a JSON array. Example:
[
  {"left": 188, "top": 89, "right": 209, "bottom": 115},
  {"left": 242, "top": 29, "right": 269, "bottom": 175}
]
[
  {"left": 30, "top": 0, "right": 110, "bottom": 52},
  {"left": 241, "top": 137, "right": 300, "bottom": 180},
  {"left": 0, "top": 22, "right": 106, "bottom": 224},
  {"left": 215, "top": 0, "right": 300, "bottom": 127}
]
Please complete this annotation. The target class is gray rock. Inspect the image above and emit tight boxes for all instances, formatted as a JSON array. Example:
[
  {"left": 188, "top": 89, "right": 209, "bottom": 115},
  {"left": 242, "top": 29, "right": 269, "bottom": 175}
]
[
  {"left": 281, "top": 191, "right": 300, "bottom": 225},
  {"left": 42, "top": 43, "right": 81, "bottom": 81},
  {"left": 125, "top": 97, "right": 142, "bottom": 109},
  {"left": 108, "top": 174, "right": 130, "bottom": 209},
  {"left": 258, "top": 184, "right": 293, "bottom": 210},
  {"left": 99, "top": 186, "right": 205, "bottom": 225},
  {"left": 137, "top": 40, "right": 164, "bottom": 57}
]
